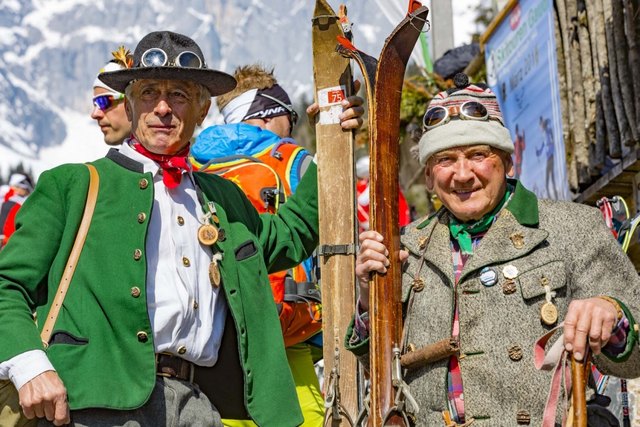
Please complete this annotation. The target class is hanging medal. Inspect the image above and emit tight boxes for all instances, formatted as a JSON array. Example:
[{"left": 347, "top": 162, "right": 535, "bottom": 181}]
[
  {"left": 540, "top": 277, "right": 558, "bottom": 325},
  {"left": 209, "top": 252, "right": 223, "bottom": 288},
  {"left": 190, "top": 173, "right": 226, "bottom": 289},
  {"left": 198, "top": 201, "right": 219, "bottom": 246}
]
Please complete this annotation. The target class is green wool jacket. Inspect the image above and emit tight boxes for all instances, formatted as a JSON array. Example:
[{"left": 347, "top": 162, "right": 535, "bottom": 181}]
[
  {"left": 347, "top": 180, "right": 640, "bottom": 425},
  {"left": 0, "top": 149, "right": 319, "bottom": 427}
]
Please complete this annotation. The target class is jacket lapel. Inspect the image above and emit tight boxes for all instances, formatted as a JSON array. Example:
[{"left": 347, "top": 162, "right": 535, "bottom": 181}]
[
  {"left": 459, "top": 209, "right": 549, "bottom": 282},
  {"left": 404, "top": 212, "right": 455, "bottom": 286}
]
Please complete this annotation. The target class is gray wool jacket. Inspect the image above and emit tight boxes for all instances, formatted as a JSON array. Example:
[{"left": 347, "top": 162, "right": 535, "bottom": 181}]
[{"left": 347, "top": 181, "right": 640, "bottom": 426}]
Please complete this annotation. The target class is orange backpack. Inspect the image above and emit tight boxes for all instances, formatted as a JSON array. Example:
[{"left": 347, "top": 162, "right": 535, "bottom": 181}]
[{"left": 193, "top": 141, "right": 321, "bottom": 347}]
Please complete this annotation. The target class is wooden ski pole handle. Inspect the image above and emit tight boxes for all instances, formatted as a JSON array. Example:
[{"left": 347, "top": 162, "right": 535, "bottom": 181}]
[{"left": 570, "top": 353, "right": 588, "bottom": 427}]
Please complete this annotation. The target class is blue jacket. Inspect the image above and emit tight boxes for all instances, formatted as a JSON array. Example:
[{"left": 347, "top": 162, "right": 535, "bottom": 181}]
[{"left": 191, "top": 123, "right": 310, "bottom": 192}]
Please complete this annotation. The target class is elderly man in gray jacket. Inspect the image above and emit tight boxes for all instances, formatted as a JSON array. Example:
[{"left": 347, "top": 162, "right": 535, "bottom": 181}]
[{"left": 349, "top": 76, "right": 640, "bottom": 426}]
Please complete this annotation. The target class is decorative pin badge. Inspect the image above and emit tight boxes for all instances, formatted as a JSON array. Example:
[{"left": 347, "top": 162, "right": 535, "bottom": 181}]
[
  {"left": 502, "top": 265, "right": 519, "bottom": 279},
  {"left": 479, "top": 267, "right": 498, "bottom": 287},
  {"left": 502, "top": 279, "right": 517, "bottom": 295},
  {"left": 411, "top": 278, "right": 425, "bottom": 292},
  {"left": 510, "top": 232, "right": 525, "bottom": 249},
  {"left": 419, "top": 236, "right": 428, "bottom": 249}
]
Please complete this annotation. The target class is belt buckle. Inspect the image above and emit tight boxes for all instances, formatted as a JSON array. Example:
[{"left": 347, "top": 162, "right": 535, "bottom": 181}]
[
  {"left": 155, "top": 352, "right": 172, "bottom": 378},
  {"left": 155, "top": 352, "right": 194, "bottom": 382}
]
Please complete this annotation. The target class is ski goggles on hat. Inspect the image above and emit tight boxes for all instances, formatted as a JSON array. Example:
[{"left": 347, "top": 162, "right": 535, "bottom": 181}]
[
  {"left": 422, "top": 101, "right": 490, "bottom": 131},
  {"left": 93, "top": 92, "right": 125, "bottom": 111},
  {"left": 141, "top": 48, "right": 203, "bottom": 68}
]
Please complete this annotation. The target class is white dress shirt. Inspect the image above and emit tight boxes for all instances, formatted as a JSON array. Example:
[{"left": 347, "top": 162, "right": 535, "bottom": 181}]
[{"left": 0, "top": 142, "right": 227, "bottom": 389}]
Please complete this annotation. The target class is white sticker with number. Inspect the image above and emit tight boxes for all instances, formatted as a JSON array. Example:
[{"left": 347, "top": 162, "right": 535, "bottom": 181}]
[
  {"left": 317, "top": 85, "right": 347, "bottom": 125},
  {"left": 318, "top": 85, "right": 347, "bottom": 107}
]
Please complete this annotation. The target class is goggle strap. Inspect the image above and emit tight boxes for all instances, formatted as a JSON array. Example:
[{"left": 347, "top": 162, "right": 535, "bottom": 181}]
[{"left": 259, "top": 93, "right": 298, "bottom": 126}]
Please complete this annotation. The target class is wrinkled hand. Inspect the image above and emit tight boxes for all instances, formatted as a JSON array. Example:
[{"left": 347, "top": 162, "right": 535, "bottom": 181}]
[
  {"left": 19, "top": 370, "right": 69, "bottom": 426},
  {"left": 355, "top": 230, "right": 408, "bottom": 312},
  {"left": 563, "top": 297, "right": 619, "bottom": 361},
  {"left": 306, "top": 80, "right": 365, "bottom": 130}
]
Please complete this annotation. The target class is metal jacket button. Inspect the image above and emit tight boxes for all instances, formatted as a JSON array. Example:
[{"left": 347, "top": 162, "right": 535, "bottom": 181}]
[
  {"left": 508, "top": 345, "right": 523, "bottom": 361},
  {"left": 137, "top": 212, "right": 146, "bottom": 223},
  {"left": 516, "top": 410, "right": 531, "bottom": 424},
  {"left": 133, "top": 249, "right": 143, "bottom": 260},
  {"left": 131, "top": 287, "right": 141, "bottom": 298},
  {"left": 182, "top": 257, "right": 190, "bottom": 267},
  {"left": 139, "top": 178, "right": 149, "bottom": 189},
  {"left": 177, "top": 216, "right": 185, "bottom": 225},
  {"left": 177, "top": 345, "right": 187, "bottom": 355},
  {"left": 137, "top": 331, "right": 148, "bottom": 342}
]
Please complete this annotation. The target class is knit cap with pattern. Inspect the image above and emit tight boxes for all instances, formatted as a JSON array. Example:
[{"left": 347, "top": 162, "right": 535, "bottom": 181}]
[{"left": 418, "top": 74, "right": 513, "bottom": 165}]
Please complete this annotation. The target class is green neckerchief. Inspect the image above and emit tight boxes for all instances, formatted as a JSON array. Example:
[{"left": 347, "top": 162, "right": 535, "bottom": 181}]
[{"left": 448, "top": 185, "right": 513, "bottom": 255}]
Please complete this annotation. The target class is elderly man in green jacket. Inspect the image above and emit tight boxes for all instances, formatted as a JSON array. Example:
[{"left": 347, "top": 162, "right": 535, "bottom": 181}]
[
  {"left": 0, "top": 31, "right": 317, "bottom": 426},
  {"left": 351, "top": 76, "right": 640, "bottom": 425}
]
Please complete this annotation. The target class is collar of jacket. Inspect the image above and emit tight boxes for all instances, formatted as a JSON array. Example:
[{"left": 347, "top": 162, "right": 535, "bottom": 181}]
[
  {"left": 415, "top": 178, "right": 539, "bottom": 231},
  {"left": 404, "top": 179, "right": 544, "bottom": 284},
  {"left": 106, "top": 148, "right": 145, "bottom": 173}
]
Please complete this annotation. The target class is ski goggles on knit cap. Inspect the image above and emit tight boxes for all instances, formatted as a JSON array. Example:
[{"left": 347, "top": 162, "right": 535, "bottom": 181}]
[
  {"left": 423, "top": 100, "right": 494, "bottom": 131},
  {"left": 93, "top": 91, "right": 125, "bottom": 111},
  {"left": 417, "top": 74, "right": 513, "bottom": 165},
  {"left": 221, "top": 84, "right": 298, "bottom": 129}
]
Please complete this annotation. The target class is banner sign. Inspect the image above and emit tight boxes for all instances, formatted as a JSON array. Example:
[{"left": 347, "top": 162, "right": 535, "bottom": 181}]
[{"left": 485, "top": 0, "right": 570, "bottom": 200}]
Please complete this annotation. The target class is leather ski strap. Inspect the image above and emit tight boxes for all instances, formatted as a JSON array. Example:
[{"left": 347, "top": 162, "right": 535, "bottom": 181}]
[{"left": 41, "top": 164, "right": 99, "bottom": 347}]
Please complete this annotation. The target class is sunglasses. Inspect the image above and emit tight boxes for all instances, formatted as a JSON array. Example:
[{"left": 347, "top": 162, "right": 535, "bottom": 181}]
[
  {"left": 422, "top": 101, "right": 490, "bottom": 131},
  {"left": 93, "top": 92, "right": 125, "bottom": 111},
  {"left": 259, "top": 93, "right": 299, "bottom": 130},
  {"left": 141, "top": 48, "right": 203, "bottom": 69}
]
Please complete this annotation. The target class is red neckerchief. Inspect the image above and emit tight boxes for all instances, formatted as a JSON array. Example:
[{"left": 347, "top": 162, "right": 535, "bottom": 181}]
[
  {"left": 130, "top": 137, "right": 191, "bottom": 189},
  {"left": 3, "top": 188, "right": 14, "bottom": 202}
]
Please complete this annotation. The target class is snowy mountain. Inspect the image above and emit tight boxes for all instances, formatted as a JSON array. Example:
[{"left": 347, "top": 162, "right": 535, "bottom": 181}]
[{"left": 0, "top": 0, "right": 477, "bottom": 178}]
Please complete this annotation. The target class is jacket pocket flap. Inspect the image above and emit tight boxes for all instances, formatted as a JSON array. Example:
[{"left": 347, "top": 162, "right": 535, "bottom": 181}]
[
  {"left": 235, "top": 240, "right": 258, "bottom": 261},
  {"left": 519, "top": 261, "right": 566, "bottom": 300},
  {"left": 49, "top": 331, "right": 89, "bottom": 346}
]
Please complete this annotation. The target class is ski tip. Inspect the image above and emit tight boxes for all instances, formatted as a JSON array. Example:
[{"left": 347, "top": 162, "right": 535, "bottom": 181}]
[
  {"left": 408, "top": 0, "right": 422, "bottom": 14},
  {"left": 338, "top": 4, "right": 348, "bottom": 22},
  {"left": 336, "top": 35, "right": 356, "bottom": 52}
]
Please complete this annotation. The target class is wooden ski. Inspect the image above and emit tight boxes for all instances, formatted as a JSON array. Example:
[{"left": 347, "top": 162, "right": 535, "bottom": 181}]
[
  {"left": 311, "top": 1, "right": 359, "bottom": 424},
  {"left": 337, "top": 2, "right": 429, "bottom": 425}
]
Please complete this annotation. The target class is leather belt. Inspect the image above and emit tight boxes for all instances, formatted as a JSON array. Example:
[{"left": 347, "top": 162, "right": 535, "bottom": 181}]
[{"left": 155, "top": 353, "right": 194, "bottom": 382}]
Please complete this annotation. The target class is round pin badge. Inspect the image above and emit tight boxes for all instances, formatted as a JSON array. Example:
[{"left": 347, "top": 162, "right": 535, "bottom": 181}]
[
  {"left": 502, "top": 265, "right": 519, "bottom": 279},
  {"left": 479, "top": 267, "right": 498, "bottom": 287}
]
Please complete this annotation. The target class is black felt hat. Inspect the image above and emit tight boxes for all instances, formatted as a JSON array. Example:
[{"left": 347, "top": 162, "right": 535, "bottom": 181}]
[{"left": 98, "top": 31, "right": 236, "bottom": 96}]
